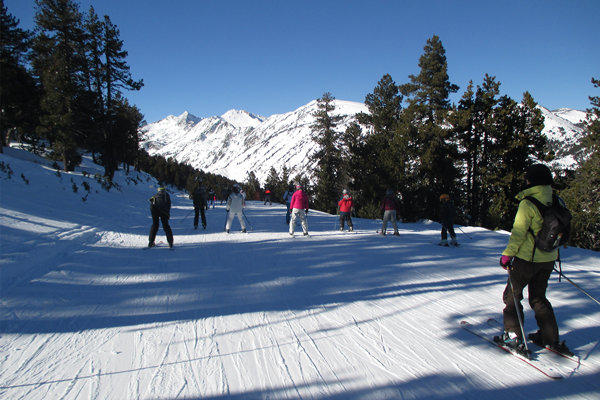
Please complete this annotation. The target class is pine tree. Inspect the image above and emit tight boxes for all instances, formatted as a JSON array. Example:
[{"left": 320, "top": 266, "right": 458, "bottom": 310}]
[
  {"left": 310, "top": 92, "right": 343, "bottom": 214},
  {"left": 451, "top": 74, "right": 501, "bottom": 226},
  {"left": 398, "top": 35, "right": 460, "bottom": 221},
  {"left": 0, "top": 1, "right": 39, "bottom": 153},
  {"left": 30, "top": 0, "right": 87, "bottom": 171},
  {"left": 349, "top": 74, "right": 404, "bottom": 216},
  {"left": 485, "top": 92, "right": 546, "bottom": 230},
  {"left": 264, "top": 166, "right": 281, "bottom": 198},
  {"left": 561, "top": 78, "right": 600, "bottom": 251},
  {"left": 100, "top": 14, "right": 143, "bottom": 179}
]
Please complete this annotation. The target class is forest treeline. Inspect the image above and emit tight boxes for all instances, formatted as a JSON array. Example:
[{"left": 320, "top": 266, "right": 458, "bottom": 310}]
[{"left": 1, "top": 2, "right": 597, "bottom": 250}]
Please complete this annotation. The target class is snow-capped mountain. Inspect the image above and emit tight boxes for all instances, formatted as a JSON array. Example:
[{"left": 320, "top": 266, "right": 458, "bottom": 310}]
[
  {"left": 141, "top": 100, "right": 366, "bottom": 182},
  {"left": 539, "top": 107, "right": 588, "bottom": 168},
  {"left": 141, "top": 100, "right": 588, "bottom": 183}
]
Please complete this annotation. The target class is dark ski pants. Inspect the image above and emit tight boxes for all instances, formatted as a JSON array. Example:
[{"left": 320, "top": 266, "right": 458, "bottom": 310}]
[
  {"left": 339, "top": 214, "right": 353, "bottom": 230},
  {"left": 441, "top": 224, "right": 456, "bottom": 241},
  {"left": 149, "top": 207, "right": 174, "bottom": 246},
  {"left": 264, "top": 194, "right": 272, "bottom": 205},
  {"left": 502, "top": 257, "right": 559, "bottom": 343},
  {"left": 286, "top": 203, "right": 291, "bottom": 224},
  {"left": 194, "top": 206, "right": 206, "bottom": 227}
]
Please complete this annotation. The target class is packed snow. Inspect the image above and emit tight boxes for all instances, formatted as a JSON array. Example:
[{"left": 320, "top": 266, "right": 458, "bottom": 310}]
[{"left": 1, "top": 145, "right": 599, "bottom": 399}]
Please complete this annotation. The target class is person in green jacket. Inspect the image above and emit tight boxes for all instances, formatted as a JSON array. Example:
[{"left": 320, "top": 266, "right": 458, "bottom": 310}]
[{"left": 497, "top": 164, "right": 570, "bottom": 355}]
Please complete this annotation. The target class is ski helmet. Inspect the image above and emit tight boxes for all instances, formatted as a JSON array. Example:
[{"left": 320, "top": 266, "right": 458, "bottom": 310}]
[
  {"left": 342, "top": 189, "right": 348, "bottom": 194},
  {"left": 440, "top": 194, "right": 450, "bottom": 202},
  {"left": 386, "top": 189, "right": 393, "bottom": 195}
]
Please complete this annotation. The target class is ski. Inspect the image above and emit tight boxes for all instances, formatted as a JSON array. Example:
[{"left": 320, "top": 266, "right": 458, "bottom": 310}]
[
  {"left": 460, "top": 320, "right": 563, "bottom": 379},
  {"left": 143, "top": 241, "right": 174, "bottom": 250},
  {"left": 143, "top": 240, "right": 163, "bottom": 249},
  {"left": 432, "top": 242, "right": 460, "bottom": 247},
  {"left": 486, "top": 319, "right": 580, "bottom": 365}
]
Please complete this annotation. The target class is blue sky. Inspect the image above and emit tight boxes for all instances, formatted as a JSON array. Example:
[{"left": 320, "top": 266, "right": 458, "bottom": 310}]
[{"left": 5, "top": 0, "right": 599, "bottom": 124}]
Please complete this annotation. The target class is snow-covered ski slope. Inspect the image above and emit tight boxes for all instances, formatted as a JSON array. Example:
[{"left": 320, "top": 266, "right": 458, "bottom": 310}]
[{"left": 1, "top": 146, "right": 599, "bottom": 399}]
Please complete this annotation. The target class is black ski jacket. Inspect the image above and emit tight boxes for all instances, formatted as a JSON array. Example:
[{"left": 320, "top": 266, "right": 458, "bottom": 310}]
[{"left": 152, "top": 190, "right": 171, "bottom": 218}]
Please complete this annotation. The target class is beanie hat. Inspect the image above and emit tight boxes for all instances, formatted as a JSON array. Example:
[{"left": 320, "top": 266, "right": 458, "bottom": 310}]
[
  {"left": 526, "top": 164, "right": 553, "bottom": 187},
  {"left": 440, "top": 194, "right": 450, "bottom": 201},
  {"left": 295, "top": 184, "right": 303, "bottom": 190}
]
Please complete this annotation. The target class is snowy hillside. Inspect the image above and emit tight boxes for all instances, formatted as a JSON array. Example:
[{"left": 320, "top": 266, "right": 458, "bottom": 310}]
[
  {"left": 141, "top": 100, "right": 588, "bottom": 183},
  {"left": 141, "top": 100, "right": 368, "bottom": 182},
  {"left": 539, "top": 107, "right": 589, "bottom": 168},
  {"left": 1, "top": 145, "right": 600, "bottom": 399}
]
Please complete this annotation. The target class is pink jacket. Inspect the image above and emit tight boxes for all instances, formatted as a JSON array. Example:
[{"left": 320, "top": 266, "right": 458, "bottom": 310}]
[{"left": 290, "top": 190, "right": 309, "bottom": 210}]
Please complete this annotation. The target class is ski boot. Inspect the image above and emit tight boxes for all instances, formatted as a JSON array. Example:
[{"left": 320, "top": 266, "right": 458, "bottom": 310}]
[
  {"left": 494, "top": 331, "right": 530, "bottom": 356},
  {"left": 528, "top": 331, "right": 574, "bottom": 356},
  {"left": 439, "top": 239, "right": 449, "bottom": 246}
]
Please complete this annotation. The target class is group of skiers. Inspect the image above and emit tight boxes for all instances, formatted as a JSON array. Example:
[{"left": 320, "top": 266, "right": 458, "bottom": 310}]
[{"left": 146, "top": 163, "right": 572, "bottom": 358}]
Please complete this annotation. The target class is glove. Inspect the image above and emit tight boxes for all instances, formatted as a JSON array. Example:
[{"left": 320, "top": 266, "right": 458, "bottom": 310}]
[
  {"left": 305, "top": 209, "right": 309, "bottom": 214},
  {"left": 148, "top": 197, "right": 155, "bottom": 203},
  {"left": 500, "top": 255, "right": 513, "bottom": 269},
  {"left": 226, "top": 207, "right": 230, "bottom": 212}
]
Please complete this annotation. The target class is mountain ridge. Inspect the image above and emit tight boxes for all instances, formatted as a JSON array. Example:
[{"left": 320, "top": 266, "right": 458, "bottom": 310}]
[{"left": 141, "top": 100, "right": 588, "bottom": 183}]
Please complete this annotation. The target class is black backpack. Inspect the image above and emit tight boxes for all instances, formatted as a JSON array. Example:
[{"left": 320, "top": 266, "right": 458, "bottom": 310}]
[{"left": 524, "top": 194, "right": 572, "bottom": 253}]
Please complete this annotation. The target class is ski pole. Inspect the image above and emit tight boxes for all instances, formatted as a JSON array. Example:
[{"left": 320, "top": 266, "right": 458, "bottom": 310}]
[
  {"left": 507, "top": 267, "right": 530, "bottom": 357},
  {"left": 456, "top": 225, "right": 472, "bottom": 239},
  {"left": 242, "top": 210, "right": 253, "bottom": 231},
  {"left": 553, "top": 267, "right": 600, "bottom": 306},
  {"left": 180, "top": 209, "right": 194, "bottom": 224}
]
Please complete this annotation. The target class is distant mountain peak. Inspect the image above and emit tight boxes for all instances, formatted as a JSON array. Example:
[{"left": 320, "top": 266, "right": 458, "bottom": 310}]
[
  {"left": 163, "top": 111, "right": 202, "bottom": 127},
  {"left": 220, "top": 109, "right": 266, "bottom": 128}
]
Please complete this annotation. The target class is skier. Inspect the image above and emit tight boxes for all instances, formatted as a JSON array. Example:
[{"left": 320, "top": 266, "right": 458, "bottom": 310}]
[
  {"left": 380, "top": 189, "right": 400, "bottom": 236},
  {"left": 221, "top": 186, "right": 232, "bottom": 205},
  {"left": 439, "top": 194, "right": 458, "bottom": 246},
  {"left": 497, "top": 164, "right": 571, "bottom": 355},
  {"left": 208, "top": 188, "right": 216, "bottom": 209},
  {"left": 289, "top": 184, "right": 309, "bottom": 236},
  {"left": 264, "top": 189, "right": 272, "bottom": 205},
  {"left": 283, "top": 183, "right": 295, "bottom": 224},
  {"left": 338, "top": 189, "right": 354, "bottom": 232},
  {"left": 225, "top": 183, "right": 246, "bottom": 233},
  {"left": 192, "top": 178, "right": 207, "bottom": 229},
  {"left": 148, "top": 187, "right": 174, "bottom": 248}
]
